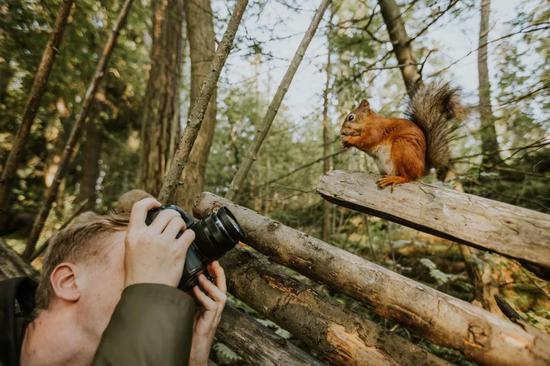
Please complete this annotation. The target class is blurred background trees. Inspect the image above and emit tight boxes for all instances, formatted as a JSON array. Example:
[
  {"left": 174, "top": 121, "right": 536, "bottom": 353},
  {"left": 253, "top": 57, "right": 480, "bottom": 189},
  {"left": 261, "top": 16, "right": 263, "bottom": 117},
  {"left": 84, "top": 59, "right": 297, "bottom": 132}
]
[{"left": 1, "top": 0, "right": 548, "bottom": 363}]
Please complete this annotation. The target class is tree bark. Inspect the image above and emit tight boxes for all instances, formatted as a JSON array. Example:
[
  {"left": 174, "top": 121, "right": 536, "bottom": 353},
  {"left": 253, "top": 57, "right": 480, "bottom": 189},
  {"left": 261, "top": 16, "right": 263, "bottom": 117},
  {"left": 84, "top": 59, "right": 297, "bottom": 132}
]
[
  {"left": 218, "top": 304, "right": 327, "bottom": 366},
  {"left": 23, "top": 0, "right": 135, "bottom": 260},
  {"left": 321, "top": 12, "right": 333, "bottom": 242},
  {"left": 316, "top": 170, "right": 550, "bottom": 269},
  {"left": 158, "top": 0, "right": 249, "bottom": 203},
  {"left": 477, "top": 0, "right": 501, "bottom": 168},
  {"left": 222, "top": 249, "right": 451, "bottom": 366},
  {"left": 193, "top": 192, "right": 550, "bottom": 366},
  {"left": 0, "top": 239, "right": 38, "bottom": 281},
  {"left": 378, "top": 0, "right": 422, "bottom": 96},
  {"left": 225, "top": 0, "right": 331, "bottom": 201},
  {"left": 139, "top": 0, "right": 185, "bottom": 196},
  {"left": 76, "top": 120, "right": 102, "bottom": 211},
  {"left": 0, "top": 0, "right": 74, "bottom": 231},
  {"left": 177, "top": 0, "right": 217, "bottom": 211}
]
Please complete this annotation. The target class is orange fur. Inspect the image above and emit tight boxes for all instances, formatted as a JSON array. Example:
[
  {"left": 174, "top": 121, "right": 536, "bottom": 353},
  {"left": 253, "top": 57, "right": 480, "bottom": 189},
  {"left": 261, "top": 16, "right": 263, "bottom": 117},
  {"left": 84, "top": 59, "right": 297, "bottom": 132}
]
[{"left": 341, "top": 99, "right": 426, "bottom": 188}]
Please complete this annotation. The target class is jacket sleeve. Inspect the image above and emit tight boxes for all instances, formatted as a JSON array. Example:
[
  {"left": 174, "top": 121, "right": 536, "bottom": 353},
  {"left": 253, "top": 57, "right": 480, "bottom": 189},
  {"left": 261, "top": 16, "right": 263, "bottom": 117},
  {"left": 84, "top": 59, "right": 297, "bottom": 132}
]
[{"left": 92, "top": 283, "right": 196, "bottom": 366}]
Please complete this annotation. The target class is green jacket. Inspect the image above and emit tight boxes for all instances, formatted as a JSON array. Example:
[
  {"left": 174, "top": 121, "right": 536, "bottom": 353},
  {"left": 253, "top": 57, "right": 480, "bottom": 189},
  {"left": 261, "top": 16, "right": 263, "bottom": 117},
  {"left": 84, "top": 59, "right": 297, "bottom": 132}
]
[{"left": 92, "top": 283, "right": 197, "bottom": 366}]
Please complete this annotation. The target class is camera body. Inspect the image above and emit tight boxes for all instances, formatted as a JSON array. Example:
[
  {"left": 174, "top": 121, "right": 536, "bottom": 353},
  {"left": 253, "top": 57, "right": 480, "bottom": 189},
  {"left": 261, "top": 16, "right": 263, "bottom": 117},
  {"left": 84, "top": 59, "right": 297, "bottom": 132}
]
[{"left": 145, "top": 205, "right": 245, "bottom": 290}]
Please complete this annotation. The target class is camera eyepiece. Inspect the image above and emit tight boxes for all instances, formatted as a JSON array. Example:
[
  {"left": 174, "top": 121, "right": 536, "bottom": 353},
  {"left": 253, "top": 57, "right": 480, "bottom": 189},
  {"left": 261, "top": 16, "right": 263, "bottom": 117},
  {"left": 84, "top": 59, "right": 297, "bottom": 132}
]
[{"left": 145, "top": 204, "right": 245, "bottom": 291}]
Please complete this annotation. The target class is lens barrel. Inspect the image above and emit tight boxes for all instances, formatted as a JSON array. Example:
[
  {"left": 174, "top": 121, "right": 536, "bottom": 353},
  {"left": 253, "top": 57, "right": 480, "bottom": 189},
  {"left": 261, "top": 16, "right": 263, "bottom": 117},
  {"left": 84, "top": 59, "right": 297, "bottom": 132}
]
[{"left": 146, "top": 205, "right": 245, "bottom": 290}]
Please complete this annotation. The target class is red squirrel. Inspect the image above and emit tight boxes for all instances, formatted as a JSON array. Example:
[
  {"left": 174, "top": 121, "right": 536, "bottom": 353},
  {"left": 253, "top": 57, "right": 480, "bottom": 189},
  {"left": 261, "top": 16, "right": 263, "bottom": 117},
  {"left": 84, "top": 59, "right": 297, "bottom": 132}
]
[{"left": 340, "top": 82, "right": 464, "bottom": 188}]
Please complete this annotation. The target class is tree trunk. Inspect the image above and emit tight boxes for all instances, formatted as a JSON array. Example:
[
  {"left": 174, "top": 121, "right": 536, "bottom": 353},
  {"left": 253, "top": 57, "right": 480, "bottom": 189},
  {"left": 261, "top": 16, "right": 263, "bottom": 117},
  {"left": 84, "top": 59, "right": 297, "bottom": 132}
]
[
  {"left": 23, "top": 0, "right": 135, "bottom": 260},
  {"left": 193, "top": 192, "right": 550, "bottom": 366},
  {"left": 378, "top": 0, "right": 422, "bottom": 96},
  {"left": 477, "top": 0, "right": 501, "bottom": 168},
  {"left": 139, "top": 0, "right": 185, "bottom": 196},
  {"left": 225, "top": 0, "right": 331, "bottom": 201},
  {"left": 177, "top": 0, "right": 217, "bottom": 211},
  {"left": 222, "top": 249, "right": 451, "bottom": 366},
  {"left": 158, "top": 0, "right": 248, "bottom": 203},
  {"left": 0, "top": 0, "right": 74, "bottom": 231},
  {"left": 321, "top": 12, "right": 333, "bottom": 242},
  {"left": 76, "top": 120, "right": 102, "bottom": 211},
  {"left": 218, "top": 304, "right": 327, "bottom": 366}
]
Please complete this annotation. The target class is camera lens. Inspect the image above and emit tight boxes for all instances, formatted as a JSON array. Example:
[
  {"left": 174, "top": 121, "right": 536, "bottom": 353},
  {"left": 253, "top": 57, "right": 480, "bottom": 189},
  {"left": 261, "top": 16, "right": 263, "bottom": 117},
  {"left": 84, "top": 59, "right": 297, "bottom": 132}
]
[
  {"left": 191, "top": 207, "right": 245, "bottom": 261},
  {"left": 146, "top": 205, "right": 245, "bottom": 291}
]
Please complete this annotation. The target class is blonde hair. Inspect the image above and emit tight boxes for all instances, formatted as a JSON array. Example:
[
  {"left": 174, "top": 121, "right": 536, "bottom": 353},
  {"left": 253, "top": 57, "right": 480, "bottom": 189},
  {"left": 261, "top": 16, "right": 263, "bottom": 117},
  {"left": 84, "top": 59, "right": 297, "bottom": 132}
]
[{"left": 35, "top": 214, "right": 129, "bottom": 310}]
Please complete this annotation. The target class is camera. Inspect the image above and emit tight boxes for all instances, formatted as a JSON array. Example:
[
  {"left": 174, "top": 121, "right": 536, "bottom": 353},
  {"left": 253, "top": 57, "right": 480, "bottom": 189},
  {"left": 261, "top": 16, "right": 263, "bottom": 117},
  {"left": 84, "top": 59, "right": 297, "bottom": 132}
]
[{"left": 145, "top": 205, "right": 245, "bottom": 290}]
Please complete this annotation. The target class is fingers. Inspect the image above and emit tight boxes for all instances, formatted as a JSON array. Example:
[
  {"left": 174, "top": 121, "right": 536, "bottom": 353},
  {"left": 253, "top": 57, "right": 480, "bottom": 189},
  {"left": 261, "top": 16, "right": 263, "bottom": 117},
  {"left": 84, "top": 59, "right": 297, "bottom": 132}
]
[
  {"left": 149, "top": 208, "right": 181, "bottom": 233},
  {"left": 207, "top": 261, "right": 227, "bottom": 293},
  {"left": 177, "top": 229, "right": 195, "bottom": 249},
  {"left": 197, "top": 274, "right": 227, "bottom": 304},
  {"left": 162, "top": 215, "right": 187, "bottom": 239},
  {"left": 193, "top": 284, "right": 218, "bottom": 311},
  {"left": 129, "top": 198, "right": 160, "bottom": 228}
]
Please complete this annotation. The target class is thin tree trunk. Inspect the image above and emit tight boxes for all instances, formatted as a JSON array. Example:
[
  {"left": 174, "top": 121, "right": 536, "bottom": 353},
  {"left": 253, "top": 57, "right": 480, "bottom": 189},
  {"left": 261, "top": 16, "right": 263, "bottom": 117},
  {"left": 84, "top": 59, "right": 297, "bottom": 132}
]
[
  {"left": 177, "top": 0, "right": 217, "bottom": 211},
  {"left": 0, "top": 0, "right": 74, "bottom": 231},
  {"left": 194, "top": 193, "right": 550, "bottom": 366},
  {"left": 23, "top": 0, "right": 135, "bottom": 260},
  {"left": 478, "top": 0, "right": 501, "bottom": 168},
  {"left": 378, "top": 0, "right": 422, "bottom": 96},
  {"left": 225, "top": 0, "right": 331, "bottom": 201},
  {"left": 471, "top": 0, "right": 503, "bottom": 309},
  {"left": 321, "top": 12, "right": 333, "bottom": 242},
  {"left": 158, "top": 0, "right": 249, "bottom": 203},
  {"left": 139, "top": 0, "right": 185, "bottom": 196},
  {"left": 76, "top": 120, "right": 102, "bottom": 211},
  {"left": 0, "top": 238, "right": 38, "bottom": 280},
  {"left": 222, "top": 249, "right": 451, "bottom": 366}
]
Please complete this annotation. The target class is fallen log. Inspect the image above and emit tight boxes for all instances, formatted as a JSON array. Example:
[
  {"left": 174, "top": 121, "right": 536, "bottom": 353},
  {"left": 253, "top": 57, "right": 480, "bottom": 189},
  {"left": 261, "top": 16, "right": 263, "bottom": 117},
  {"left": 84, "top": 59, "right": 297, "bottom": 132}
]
[
  {"left": 221, "top": 249, "right": 451, "bottom": 366},
  {"left": 0, "top": 239, "right": 38, "bottom": 280},
  {"left": 316, "top": 170, "right": 550, "bottom": 270},
  {"left": 218, "top": 304, "right": 326, "bottom": 366},
  {"left": 193, "top": 192, "right": 550, "bottom": 366}
]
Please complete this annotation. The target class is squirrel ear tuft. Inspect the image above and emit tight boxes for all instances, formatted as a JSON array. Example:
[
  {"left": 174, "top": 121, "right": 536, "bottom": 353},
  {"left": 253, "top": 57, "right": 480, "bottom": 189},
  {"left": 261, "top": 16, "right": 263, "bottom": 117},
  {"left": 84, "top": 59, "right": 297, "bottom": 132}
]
[{"left": 359, "top": 99, "right": 370, "bottom": 108}]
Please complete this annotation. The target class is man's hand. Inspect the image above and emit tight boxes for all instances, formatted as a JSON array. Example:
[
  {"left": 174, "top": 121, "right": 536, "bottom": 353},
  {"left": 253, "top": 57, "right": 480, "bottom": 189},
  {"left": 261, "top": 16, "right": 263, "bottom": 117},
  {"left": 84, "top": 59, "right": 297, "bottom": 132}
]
[
  {"left": 124, "top": 197, "right": 195, "bottom": 287},
  {"left": 188, "top": 261, "right": 227, "bottom": 366}
]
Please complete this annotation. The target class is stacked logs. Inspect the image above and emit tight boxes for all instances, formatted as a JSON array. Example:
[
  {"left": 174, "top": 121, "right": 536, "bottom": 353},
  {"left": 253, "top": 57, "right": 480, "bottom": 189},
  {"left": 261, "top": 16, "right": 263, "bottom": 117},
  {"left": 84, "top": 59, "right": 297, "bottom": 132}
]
[{"left": 194, "top": 192, "right": 550, "bottom": 366}]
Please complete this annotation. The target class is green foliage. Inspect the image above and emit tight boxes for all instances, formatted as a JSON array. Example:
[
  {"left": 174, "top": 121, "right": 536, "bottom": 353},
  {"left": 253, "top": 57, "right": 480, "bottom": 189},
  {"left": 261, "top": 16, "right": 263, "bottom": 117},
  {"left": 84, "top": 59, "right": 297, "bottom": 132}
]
[{"left": 0, "top": 0, "right": 150, "bottom": 216}]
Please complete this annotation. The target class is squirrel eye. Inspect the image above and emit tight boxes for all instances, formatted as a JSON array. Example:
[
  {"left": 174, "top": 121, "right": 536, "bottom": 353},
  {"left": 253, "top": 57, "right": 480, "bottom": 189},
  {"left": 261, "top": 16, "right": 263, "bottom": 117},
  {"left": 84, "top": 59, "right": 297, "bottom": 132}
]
[{"left": 347, "top": 113, "right": 355, "bottom": 122}]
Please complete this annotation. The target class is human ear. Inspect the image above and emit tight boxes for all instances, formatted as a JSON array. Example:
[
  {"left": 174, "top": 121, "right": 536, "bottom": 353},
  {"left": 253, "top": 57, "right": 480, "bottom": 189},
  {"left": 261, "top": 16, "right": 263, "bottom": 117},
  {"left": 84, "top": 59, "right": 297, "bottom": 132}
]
[{"left": 50, "top": 263, "right": 81, "bottom": 302}]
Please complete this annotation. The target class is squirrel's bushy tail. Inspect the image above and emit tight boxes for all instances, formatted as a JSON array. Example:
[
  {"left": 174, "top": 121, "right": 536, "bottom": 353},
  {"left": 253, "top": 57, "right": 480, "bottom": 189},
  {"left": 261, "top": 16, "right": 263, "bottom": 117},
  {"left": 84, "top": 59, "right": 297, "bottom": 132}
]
[{"left": 406, "top": 82, "right": 464, "bottom": 170}]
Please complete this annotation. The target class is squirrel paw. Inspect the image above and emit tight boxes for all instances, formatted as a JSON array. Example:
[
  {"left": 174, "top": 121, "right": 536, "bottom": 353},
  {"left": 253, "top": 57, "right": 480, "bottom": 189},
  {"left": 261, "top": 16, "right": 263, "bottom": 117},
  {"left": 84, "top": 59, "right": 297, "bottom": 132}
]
[{"left": 376, "top": 176, "right": 409, "bottom": 189}]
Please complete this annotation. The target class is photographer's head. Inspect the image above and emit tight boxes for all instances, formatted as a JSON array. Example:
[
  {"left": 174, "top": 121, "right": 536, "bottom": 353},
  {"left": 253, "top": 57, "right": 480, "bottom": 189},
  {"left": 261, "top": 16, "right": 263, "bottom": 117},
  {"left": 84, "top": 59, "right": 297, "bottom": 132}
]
[{"left": 24, "top": 214, "right": 131, "bottom": 364}]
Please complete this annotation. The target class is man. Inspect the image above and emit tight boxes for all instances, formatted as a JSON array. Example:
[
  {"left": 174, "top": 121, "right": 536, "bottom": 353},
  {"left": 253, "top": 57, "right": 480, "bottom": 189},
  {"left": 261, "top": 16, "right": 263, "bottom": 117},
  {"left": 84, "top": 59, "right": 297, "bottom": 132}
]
[{"left": 0, "top": 197, "right": 226, "bottom": 365}]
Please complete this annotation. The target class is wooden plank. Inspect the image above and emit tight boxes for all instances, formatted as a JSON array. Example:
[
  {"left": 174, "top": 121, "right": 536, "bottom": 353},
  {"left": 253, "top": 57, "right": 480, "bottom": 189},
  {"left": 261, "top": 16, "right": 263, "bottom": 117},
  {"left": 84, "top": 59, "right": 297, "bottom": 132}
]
[
  {"left": 317, "top": 170, "right": 550, "bottom": 269},
  {"left": 193, "top": 192, "right": 550, "bottom": 366}
]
